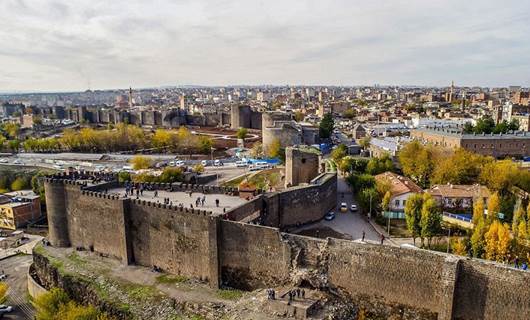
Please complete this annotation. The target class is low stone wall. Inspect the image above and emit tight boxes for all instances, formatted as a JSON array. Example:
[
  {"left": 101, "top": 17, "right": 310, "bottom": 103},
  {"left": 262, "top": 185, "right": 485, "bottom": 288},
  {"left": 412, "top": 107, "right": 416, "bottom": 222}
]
[{"left": 27, "top": 264, "right": 48, "bottom": 299}]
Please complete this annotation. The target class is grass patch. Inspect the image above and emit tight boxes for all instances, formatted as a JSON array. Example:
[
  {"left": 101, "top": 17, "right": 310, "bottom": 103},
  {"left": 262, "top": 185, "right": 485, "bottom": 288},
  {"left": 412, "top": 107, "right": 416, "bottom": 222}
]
[
  {"left": 66, "top": 251, "right": 87, "bottom": 267},
  {"left": 155, "top": 274, "right": 187, "bottom": 285},
  {"left": 121, "top": 282, "right": 160, "bottom": 300},
  {"left": 216, "top": 288, "right": 243, "bottom": 300},
  {"left": 189, "top": 315, "right": 205, "bottom": 320}
]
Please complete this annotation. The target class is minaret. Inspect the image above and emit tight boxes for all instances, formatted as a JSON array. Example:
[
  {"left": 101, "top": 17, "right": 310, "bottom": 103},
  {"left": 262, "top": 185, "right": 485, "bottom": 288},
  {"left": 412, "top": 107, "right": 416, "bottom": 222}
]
[
  {"left": 449, "top": 81, "right": 454, "bottom": 103},
  {"left": 128, "top": 87, "right": 133, "bottom": 109},
  {"left": 461, "top": 90, "right": 466, "bottom": 111}
]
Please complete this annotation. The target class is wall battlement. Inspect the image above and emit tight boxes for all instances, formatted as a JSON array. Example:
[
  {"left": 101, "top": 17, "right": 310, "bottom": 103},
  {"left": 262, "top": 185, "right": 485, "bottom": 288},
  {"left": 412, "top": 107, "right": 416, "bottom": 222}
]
[{"left": 41, "top": 172, "right": 530, "bottom": 319}]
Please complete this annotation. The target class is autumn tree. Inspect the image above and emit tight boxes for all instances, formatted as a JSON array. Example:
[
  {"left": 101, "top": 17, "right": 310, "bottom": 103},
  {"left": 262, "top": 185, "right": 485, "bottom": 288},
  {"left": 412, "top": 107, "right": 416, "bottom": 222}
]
[
  {"left": 268, "top": 138, "right": 282, "bottom": 158},
  {"left": 0, "top": 282, "right": 8, "bottom": 304},
  {"left": 358, "top": 136, "right": 371, "bottom": 150},
  {"left": 381, "top": 191, "right": 391, "bottom": 212},
  {"left": 398, "top": 141, "right": 436, "bottom": 188},
  {"left": 487, "top": 192, "right": 501, "bottom": 223},
  {"left": 471, "top": 216, "right": 487, "bottom": 258},
  {"left": 130, "top": 155, "right": 152, "bottom": 170},
  {"left": 451, "top": 238, "right": 468, "bottom": 256},
  {"left": 484, "top": 221, "right": 511, "bottom": 262},
  {"left": 404, "top": 193, "right": 423, "bottom": 245},
  {"left": 472, "top": 198, "right": 485, "bottom": 225},
  {"left": 431, "top": 149, "right": 490, "bottom": 185},
  {"left": 331, "top": 144, "right": 347, "bottom": 163},
  {"left": 479, "top": 160, "right": 520, "bottom": 194}
]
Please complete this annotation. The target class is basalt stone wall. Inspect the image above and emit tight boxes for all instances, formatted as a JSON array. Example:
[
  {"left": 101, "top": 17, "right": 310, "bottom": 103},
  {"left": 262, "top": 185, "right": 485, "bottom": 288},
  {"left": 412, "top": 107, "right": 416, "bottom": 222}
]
[
  {"left": 278, "top": 173, "right": 337, "bottom": 228},
  {"left": 453, "top": 259, "right": 530, "bottom": 320},
  {"left": 218, "top": 220, "right": 291, "bottom": 290},
  {"left": 127, "top": 200, "right": 219, "bottom": 286},
  {"left": 66, "top": 189, "right": 130, "bottom": 264},
  {"left": 225, "top": 196, "right": 263, "bottom": 222}
]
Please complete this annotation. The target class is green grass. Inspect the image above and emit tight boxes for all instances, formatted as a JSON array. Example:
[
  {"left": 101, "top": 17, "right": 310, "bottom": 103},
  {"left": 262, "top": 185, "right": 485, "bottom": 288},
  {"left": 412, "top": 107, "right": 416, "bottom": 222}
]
[
  {"left": 66, "top": 251, "right": 87, "bottom": 267},
  {"left": 216, "top": 288, "right": 243, "bottom": 300},
  {"left": 155, "top": 274, "right": 187, "bottom": 284},
  {"left": 121, "top": 282, "right": 160, "bottom": 300},
  {"left": 188, "top": 315, "right": 205, "bottom": 320}
]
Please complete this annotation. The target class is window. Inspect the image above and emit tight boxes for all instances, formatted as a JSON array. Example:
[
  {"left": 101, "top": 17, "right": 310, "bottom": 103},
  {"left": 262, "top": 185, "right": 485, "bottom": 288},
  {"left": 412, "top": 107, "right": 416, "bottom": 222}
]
[
  {"left": 395, "top": 200, "right": 400, "bottom": 207},
  {"left": 402, "top": 200, "right": 406, "bottom": 206}
]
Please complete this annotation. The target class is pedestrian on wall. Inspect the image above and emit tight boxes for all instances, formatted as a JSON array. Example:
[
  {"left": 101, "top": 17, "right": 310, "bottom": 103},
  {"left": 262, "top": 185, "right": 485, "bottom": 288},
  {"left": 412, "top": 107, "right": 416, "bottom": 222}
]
[
  {"left": 362, "top": 230, "right": 365, "bottom": 242},
  {"left": 380, "top": 234, "right": 385, "bottom": 245}
]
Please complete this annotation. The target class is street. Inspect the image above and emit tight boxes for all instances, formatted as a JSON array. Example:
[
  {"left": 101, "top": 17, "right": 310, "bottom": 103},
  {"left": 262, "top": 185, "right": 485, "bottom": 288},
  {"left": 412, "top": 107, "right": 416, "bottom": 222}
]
[
  {"left": 0, "top": 254, "right": 35, "bottom": 320},
  {"left": 293, "top": 175, "right": 381, "bottom": 242}
]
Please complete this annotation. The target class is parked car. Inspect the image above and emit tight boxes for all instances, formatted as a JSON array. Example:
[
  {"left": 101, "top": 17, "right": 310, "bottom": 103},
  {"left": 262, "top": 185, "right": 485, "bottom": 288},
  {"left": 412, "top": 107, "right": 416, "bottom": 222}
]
[
  {"left": 350, "top": 204, "right": 358, "bottom": 212},
  {"left": 0, "top": 274, "right": 6, "bottom": 281},
  {"left": 0, "top": 305, "right": 13, "bottom": 314},
  {"left": 235, "top": 160, "right": 248, "bottom": 167},
  {"left": 214, "top": 159, "right": 223, "bottom": 166},
  {"left": 0, "top": 159, "right": 7, "bottom": 164},
  {"left": 324, "top": 212, "right": 336, "bottom": 221},
  {"left": 201, "top": 160, "right": 208, "bottom": 166},
  {"left": 12, "top": 159, "right": 23, "bottom": 165},
  {"left": 340, "top": 202, "right": 348, "bottom": 212}
]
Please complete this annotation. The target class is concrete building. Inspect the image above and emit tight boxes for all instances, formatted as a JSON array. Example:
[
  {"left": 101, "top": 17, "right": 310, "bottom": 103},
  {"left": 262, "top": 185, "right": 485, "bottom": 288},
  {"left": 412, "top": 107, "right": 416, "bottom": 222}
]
[
  {"left": 0, "top": 191, "right": 42, "bottom": 230},
  {"left": 426, "top": 184, "right": 490, "bottom": 213},
  {"left": 285, "top": 146, "right": 321, "bottom": 188},
  {"left": 411, "top": 126, "right": 530, "bottom": 158}
]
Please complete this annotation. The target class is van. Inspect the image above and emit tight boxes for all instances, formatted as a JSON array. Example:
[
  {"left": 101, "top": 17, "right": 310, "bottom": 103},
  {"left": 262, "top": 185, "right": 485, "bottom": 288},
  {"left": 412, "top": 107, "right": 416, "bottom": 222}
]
[{"left": 235, "top": 160, "right": 247, "bottom": 167}]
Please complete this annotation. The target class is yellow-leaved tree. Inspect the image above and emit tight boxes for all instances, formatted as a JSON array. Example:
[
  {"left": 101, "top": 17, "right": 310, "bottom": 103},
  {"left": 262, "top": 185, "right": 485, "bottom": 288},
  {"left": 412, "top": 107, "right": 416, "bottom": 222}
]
[
  {"left": 486, "top": 192, "right": 500, "bottom": 223},
  {"left": 0, "top": 282, "right": 8, "bottom": 304},
  {"left": 484, "top": 221, "right": 511, "bottom": 262},
  {"left": 130, "top": 155, "right": 152, "bottom": 170}
]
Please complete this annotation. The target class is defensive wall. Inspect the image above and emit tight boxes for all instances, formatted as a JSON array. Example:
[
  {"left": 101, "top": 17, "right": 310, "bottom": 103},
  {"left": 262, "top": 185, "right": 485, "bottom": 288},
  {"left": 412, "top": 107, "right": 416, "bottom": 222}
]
[{"left": 40, "top": 172, "right": 530, "bottom": 319}]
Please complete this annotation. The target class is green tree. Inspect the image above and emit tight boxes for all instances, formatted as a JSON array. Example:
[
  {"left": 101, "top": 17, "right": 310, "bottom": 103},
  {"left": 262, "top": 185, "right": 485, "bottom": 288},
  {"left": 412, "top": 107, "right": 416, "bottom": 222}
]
[
  {"left": 331, "top": 144, "right": 347, "bottom": 163},
  {"left": 420, "top": 194, "right": 442, "bottom": 248},
  {"left": 319, "top": 113, "right": 334, "bottom": 139},
  {"left": 342, "top": 108, "right": 356, "bottom": 119},
  {"left": 404, "top": 193, "right": 423, "bottom": 245},
  {"left": 358, "top": 136, "right": 371, "bottom": 150},
  {"left": 159, "top": 167, "right": 183, "bottom": 183},
  {"left": 473, "top": 116, "right": 495, "bottom": 134},
  {"left": 236, "top": 127, "right": 248, "bottom": 140},
  {"left": 431, "top": 148, "right": 490, "bottom": 185},
  {"left": 34, "top": 288, "right": 70, "bottom": 320},
  {"left": 293, "top": 111, "right": 305, "bottom": 122},
  {"left": 358, "top": 187, "right": 379, "bottom": 216},
  {"left": 10, "top": 177, "right": 28, "bottom": 191},
  {"left": 118, "top": 171, "right": 131, "bottom": 183},
  {"left": 197, "top": 136, "right": 213, "bottom": 154},
  {"left": 471, "top": 216, "right": 487, "bottom": 258},
  {"left": 268, "top": 138, "right": 282, "bottom": 159}
]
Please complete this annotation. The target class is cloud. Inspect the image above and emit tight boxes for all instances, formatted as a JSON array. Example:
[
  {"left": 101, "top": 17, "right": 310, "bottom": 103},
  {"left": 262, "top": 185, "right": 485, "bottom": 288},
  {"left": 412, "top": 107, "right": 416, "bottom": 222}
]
[{"left": 0, "top": 0, "right": 529, "bottom": 91}]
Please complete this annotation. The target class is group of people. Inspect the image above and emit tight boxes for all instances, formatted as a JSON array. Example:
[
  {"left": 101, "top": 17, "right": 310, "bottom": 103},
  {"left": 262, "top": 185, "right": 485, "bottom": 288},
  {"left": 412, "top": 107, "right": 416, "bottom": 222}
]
[
  {"left": 513, "top": 257, "right": 529, "bottom": 270},
  {"left": 267, "top": 288, "right": 306, "bottom": 304}
]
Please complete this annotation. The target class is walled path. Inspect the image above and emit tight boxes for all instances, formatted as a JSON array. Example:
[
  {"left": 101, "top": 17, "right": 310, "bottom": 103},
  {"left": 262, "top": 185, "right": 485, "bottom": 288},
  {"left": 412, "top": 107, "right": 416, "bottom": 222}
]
[{"left": 0, "top": 254, "right": 35, "bottom": 320}]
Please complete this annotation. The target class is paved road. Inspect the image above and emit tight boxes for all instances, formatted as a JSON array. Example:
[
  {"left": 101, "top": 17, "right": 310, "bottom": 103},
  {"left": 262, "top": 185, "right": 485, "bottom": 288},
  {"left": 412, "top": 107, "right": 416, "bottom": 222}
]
[
  {"left": 294, "top": 175, "right": 381, "bottom": 242},
  {"left": 0, "top": 254, "right": 35, "bottom": 320}
]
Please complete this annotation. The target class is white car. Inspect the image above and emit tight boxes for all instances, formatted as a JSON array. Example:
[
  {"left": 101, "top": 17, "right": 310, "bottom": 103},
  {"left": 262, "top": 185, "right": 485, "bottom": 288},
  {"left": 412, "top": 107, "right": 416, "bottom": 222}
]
[
  {"left": 350, "top": 204, "right": 358, "bottom": 212},
  {"left": 214, "top": 159, "right": 222, "bottom": 166},
  {"left": 235, "top": 160, "right": 247, "bottom": 167},
  {"left": 340, "top": 202, "right": 348, "bottom": 212},
  {"left": 0, "top": 274, "right": 6, "bottom": 281},
  {"left": 12, "top": 159, "right": 23, "bottom": 165},
  {"left": 201, "top": 160, "right": 208, "bottom": 166},
  {"left": 0, "top": 159, "right": 7, "bottom": 163},
  {"left": 0, "top": 305, "right": 13, "bottom": 314}
]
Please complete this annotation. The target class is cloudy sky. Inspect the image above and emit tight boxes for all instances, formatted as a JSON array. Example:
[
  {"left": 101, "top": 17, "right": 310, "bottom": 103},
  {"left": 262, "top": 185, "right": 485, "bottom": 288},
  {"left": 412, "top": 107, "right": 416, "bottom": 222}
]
[{"left": 1, "top": 0, "right": 529, "bottom": 91}]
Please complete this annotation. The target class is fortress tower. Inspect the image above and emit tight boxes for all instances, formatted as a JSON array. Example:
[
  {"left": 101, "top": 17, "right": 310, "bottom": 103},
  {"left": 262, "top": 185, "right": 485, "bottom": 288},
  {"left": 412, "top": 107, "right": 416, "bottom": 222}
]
[
  {"left": 285, "top": 146, "right": 321, "bottom": 188},
  {"left": 44, "top": 179, "right": 70, "bottom": 247}
]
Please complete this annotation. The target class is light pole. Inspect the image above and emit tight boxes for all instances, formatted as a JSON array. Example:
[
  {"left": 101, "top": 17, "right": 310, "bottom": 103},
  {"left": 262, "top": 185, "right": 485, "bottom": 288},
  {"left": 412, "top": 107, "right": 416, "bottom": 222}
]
[{"left": 447, "top": 227, "right": 451, "bottom": 254}]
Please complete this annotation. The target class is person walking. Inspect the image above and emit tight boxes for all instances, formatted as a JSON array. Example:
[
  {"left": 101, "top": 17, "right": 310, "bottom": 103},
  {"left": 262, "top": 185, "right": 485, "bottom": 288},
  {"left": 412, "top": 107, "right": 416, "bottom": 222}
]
[
  {"left": 380, "top": 234, "right": 385, "bottom": 245},
  {"left": 362, "top": 230, "right": 365, "bottom": 242}
]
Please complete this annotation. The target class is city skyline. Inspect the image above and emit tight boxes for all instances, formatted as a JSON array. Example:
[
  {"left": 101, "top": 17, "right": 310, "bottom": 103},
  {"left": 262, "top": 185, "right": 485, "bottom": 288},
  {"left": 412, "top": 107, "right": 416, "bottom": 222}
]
[{"left": 1, "top": 0, "right": 530, "bottom": 91}]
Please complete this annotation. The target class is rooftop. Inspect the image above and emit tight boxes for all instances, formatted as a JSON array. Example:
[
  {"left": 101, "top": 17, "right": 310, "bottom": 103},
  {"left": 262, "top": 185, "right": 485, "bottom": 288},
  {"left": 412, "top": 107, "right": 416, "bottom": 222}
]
[
  {"left": 426, "top": 184, "right": 490, "bottom": 199},
  {"left": 374, "top": 171, "right": 423, "bottom": 196}
]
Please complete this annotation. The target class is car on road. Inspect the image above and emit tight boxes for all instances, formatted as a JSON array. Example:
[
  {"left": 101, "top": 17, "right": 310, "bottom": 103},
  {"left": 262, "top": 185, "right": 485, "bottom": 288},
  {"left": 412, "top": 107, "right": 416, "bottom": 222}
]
[
  {"left": 350, "top": 204, "right": 358, "bottom": 212},
  {"left": 0, "top": 305, "right": 13, "bottom": 314},
  {"left": 324, "top": 212, "right": 336, "bottom": 221},
  {"left": 201, "top": 160, "right": 208, "bottom": 166},
  {"left": 12, "top": 159, "right": 23, "bottom": 165},
  {"left": 0, "top": 274, "right": 6, "bottom": 281},
  {"left": 235, "top": 160, "right": 247, "bottom": 167},
  {"left": 0, "top": 158, "right": 7, "bottom": 164},
  {"left": 214, "top": 159, "right": 223, "bottom": 166},
  {"left": 340, "top": 202, "right": 348, "bottom": 212}
]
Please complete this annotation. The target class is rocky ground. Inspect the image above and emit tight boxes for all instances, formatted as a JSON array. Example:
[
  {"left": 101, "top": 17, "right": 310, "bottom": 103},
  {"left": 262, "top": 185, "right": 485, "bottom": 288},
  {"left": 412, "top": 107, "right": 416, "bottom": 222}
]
[{"left": 32, "top": 245, "right": 354, "bottom": 320}]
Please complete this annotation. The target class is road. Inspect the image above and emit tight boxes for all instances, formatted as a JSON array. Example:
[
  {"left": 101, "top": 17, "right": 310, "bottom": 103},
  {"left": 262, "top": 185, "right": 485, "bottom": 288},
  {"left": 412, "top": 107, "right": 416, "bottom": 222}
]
[
  {"left": 0, "top": 254, "right": 35, "bottom": 320},
  {"left": 294, "top": 174, "right": 381, "bottom": 242}
]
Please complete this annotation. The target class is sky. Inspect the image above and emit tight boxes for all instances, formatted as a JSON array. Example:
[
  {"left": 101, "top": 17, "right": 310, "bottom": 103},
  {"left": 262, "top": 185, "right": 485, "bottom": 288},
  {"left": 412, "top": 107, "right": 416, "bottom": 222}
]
[{"left": 1, "top": 0, "right": 530, "bottom": 91}]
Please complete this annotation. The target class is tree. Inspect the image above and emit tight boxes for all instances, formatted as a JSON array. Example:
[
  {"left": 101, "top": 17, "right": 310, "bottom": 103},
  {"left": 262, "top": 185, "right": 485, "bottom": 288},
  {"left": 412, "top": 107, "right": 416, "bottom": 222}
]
[
  {"left": 512, "top": 206, "right": 525, "bottom": 237},
  {"left": 331, "top": 144, "right": 347, "bottom": 163},
  {"left": 473, "top": 116, "right": 496, "bottom": 134},
  {"left": 431, "top": 149, "right": 490, "bottom": 185},
  {"left": 479, "top": 160, "right": 520, "bottom": 194},
  {"left": 294, "top": 111, "right": 305, "bottom": 122},
  {"left": 342, "top": 108, "right": 356, "bottom": 119},
  {"left": 404, "top": 193, "right": 423, "bottom": 245},
  {"left": 193, "top": 164, "right": 205, "bottom": 173},
  {"left": 452, "top": 238, "right": 468, "bottom": 256},
  {"left": 365, "top": 154, "right": 393, "bottom": 175},
  {"left": 197, "top": 136, "right": 213, "bottom": 154},
  {"left": 420, "top": 194, "right": 442, "bottom": 248},
  {"left": 118, "top": 171, "right": 131, "bottom": 183},
  {"left": 381, "top": 191, "right": 391, "bottom": 212},
  {"left": 319, "top": 113, "right": 334, "bottom": 139},
  {"left": 268, "top": 138, "right": 282, "bottom": 158},
  {"left": 236, "top": 128, "right": 248, "bottom": 140},
  {"left": 3, "top": 123, "right": 20, "bottom": 139},
  {"left": 250, "top": 142, "right": 263, "bottom": 158},
  {"left": 152, "top": 129, "right": 173, "bottom": 149},
  {"left": 472, "top": 198, "right": 485, "bottom": 225},
  {"left": 487, "top": 192, "right": 501, "bottom": 223},
  {"left": 130, "top": 155, "right": 152, "bottom": 170},
  {"left": 484, "top": 221, "right": 511, "bottom": 262},
  {"left": 518, "top": 220, "right": 528, "bottom": 240},
  {"left": 0, "top": 282, "right": 8, "bottom": 304},
  {"left": 11, "top": 177, "right": 28, "bottom": 191},
  {"left": 471, "top": 216, "right": 487, "bottom": 258},
  {"left": 159, "top": 167, "right": 183, "bottom": 183},
  {"left": 398, "top": 141, "right": 436, "bottom": 188},
  {"left": 34, "top": 287, "right": 70, "bottom": 320},
  {"left": 358, "top": 136, "right": 371, "bottom": 150},
  {"left": 358, "top": 187, "right": 379, "bottom": 216}
]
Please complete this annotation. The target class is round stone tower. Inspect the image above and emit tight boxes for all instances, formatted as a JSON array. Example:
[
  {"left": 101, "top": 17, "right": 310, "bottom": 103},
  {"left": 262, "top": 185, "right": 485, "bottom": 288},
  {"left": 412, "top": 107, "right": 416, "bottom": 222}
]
[{"left": 44, "top": 179, "right": 70, "bottom": 247}]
